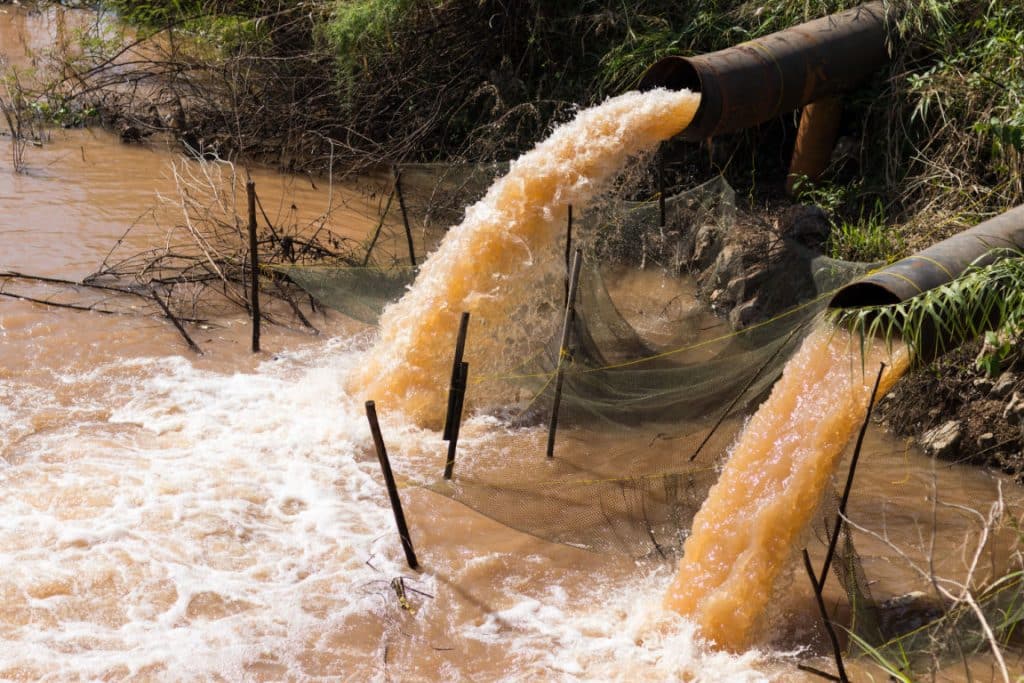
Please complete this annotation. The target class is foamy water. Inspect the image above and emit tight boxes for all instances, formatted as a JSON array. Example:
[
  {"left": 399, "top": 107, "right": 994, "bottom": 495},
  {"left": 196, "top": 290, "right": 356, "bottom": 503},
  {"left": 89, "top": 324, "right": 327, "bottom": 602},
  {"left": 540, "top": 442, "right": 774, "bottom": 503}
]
[
  {"left": 351, "top": 90, "right": 701, "bottom": 428},
  {"left": 0, "top": 332, "right": 779, "bottom": 680}
]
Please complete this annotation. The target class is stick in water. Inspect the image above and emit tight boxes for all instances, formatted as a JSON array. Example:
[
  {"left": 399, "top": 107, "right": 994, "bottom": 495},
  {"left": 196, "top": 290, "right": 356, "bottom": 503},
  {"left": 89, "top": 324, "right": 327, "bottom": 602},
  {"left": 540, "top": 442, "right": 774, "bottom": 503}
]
[
  {"left": 444, "top": 361, "right": 469, "bottom": 480},
  {"left": 564, "top": 205, "right": 573, "bottom": 305},
  {"left": 657, "top": 147, "right": 666, "bottom": 228},
  {"left": 392, "top": 166, "right": 416, "bottom": 267},
  {"left": 152, "top": 289, "right": 203, "bottom": 355},
  {"left": 443, "top": 312, "right": 471, "bottom": 441},
  {"left": 247, "top": 180, "right": 260, "bottom": 353},
  {"left": 819, "top": 362, "right": 886, "bottom": 587},
  {"left": 365, "top": 401, "right": 420, "bottom": 570},
  {"left": 802, "top": 548, "right": 849, "bottom": 683},
  {"left": 547, "top": 248, "right": 583, "bottom": 458}
]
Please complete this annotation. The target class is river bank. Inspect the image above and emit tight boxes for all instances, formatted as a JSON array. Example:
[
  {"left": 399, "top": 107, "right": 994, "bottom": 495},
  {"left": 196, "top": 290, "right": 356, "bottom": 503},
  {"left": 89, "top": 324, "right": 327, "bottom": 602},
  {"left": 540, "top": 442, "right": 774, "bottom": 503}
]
[
  {"left": 2, "top": 2, "right": 1023, "bottom": 680},
  {"left": 17, "top": 0, "right": 1019, "bottom": 483}
]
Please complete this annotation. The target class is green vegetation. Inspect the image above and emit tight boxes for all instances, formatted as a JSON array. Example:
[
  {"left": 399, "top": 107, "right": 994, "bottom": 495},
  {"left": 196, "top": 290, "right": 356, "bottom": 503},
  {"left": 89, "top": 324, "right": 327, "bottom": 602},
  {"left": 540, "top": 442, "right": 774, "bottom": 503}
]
[
  {"left": 70, "top": 0, "right": 1022, "bottom": 237},
  {"left": 792, "top": 178, "right": 904, "bottom": 262},
  {"left": 827, "top": 203, "right": 904, "bottom": 264},
  {"left": 831, "top": 252, "right": 1024, "bottom": 364}
]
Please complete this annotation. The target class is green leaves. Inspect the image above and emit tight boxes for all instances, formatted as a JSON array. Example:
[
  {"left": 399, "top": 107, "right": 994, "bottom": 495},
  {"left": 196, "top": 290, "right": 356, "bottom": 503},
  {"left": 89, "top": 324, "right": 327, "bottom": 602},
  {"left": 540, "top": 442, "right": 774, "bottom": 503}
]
[{"left": 830, "top": 251, "right": 1024, "bottom": 364}]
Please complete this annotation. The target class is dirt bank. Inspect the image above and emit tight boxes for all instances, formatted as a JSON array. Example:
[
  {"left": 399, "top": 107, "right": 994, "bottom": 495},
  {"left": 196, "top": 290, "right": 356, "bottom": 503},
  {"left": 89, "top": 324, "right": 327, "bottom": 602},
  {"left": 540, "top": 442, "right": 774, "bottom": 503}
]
[{"left": 876, "top": 342, "right": 1024, "bottom": 481}]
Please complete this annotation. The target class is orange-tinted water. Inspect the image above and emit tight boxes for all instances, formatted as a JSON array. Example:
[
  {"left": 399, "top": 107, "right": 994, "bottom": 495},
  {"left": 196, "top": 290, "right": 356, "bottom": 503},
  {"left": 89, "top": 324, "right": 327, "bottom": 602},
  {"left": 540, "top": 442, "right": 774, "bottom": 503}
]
[
  {"left": 1, "top": 8, "right": 1021, "bottom": 680},
  {"left": 350, "top": 90, "right": 701, "bottom": 428},
  {"left": 664, "top": 325, "right": 911, "bottom": 650}
]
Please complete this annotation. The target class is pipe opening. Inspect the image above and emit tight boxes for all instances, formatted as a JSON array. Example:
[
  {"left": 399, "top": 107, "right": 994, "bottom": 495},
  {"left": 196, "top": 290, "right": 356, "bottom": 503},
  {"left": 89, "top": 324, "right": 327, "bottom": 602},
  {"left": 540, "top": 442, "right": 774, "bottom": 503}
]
[
  {"left": 828, "top": 283, "right": 902, "bottom": 309},
  {"left": 638, "top": 57, "right": 702, "bottom": 94}
]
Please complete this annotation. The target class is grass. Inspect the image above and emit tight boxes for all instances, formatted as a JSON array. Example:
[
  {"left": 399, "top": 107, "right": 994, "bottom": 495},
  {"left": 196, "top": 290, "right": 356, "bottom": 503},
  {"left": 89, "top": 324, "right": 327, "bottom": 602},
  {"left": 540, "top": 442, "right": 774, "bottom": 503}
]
[
  {"left": 827, "top": 201, "right": 904, "bottom": 263},
  {"left": 830, "top": 252, "right": 1024, "bottom": 363}
]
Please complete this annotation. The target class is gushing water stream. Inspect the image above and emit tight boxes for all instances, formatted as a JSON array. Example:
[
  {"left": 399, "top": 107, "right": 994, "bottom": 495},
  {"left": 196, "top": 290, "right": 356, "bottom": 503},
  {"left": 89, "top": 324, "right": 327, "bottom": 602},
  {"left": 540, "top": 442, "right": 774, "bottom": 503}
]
[
  {"left": 2, "top": 9, "right": 1020, "bottom": 677},
  {"left": 663, "top": 326, "right": 911, "bottom": 650},
  {"left": 350, "top": 90, "right": 701, "bottom": 428}
]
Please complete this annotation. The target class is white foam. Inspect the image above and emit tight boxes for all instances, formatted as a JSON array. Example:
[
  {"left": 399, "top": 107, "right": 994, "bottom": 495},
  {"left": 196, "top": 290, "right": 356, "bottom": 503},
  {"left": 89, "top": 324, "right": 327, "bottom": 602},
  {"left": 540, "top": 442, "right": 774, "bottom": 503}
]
[
  {"left": 465, "top": 566, "right": 773, "bottom": 682},
  {"left": 0, "top": 338, "right": 436, "bottom": 677}
]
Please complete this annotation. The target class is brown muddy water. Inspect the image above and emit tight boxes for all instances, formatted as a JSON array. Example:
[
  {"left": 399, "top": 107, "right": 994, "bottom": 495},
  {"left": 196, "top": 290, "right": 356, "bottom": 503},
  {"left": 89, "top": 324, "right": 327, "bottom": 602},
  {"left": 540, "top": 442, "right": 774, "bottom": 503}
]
[{"left": 1, "top": 6, "right": 1022, "bottom": 682}]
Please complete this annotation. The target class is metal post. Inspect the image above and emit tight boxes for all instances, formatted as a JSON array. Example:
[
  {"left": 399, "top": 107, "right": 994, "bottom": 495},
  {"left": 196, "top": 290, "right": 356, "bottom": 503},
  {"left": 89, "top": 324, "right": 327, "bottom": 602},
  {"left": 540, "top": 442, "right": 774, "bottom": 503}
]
[{"left": 786, "top": 96, "right": 843, "bottom": 196}]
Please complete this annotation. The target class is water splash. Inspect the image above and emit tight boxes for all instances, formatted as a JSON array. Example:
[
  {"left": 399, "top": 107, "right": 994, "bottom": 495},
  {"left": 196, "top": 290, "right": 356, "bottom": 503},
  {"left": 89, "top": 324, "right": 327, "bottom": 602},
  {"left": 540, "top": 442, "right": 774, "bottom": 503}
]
[{"left": 350, "top": 89, "right": 701, "bottom": 428}]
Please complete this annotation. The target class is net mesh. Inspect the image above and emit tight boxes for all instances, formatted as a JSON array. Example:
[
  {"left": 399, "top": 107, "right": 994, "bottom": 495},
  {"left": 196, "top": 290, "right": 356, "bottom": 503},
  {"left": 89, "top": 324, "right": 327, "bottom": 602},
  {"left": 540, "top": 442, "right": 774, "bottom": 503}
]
[{"left": 281, "top": 162, "right": 1022, "bottom": 671}]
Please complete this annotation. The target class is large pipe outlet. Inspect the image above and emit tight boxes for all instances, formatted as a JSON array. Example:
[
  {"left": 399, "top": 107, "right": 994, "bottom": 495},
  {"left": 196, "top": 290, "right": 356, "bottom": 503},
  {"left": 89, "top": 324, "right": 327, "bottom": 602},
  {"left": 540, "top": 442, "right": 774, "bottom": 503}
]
[
  {"left": 830, "top": 204, "right": 1024, "bottom": 309},
  {"left": 638, "top": 2, "right": 889, "bottom": 141}
]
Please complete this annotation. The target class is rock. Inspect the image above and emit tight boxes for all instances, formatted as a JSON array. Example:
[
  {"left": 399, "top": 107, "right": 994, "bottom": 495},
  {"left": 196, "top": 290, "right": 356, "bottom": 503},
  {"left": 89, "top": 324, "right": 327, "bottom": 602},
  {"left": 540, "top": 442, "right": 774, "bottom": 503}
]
[
  {"left": 991, "top": 372, "right": 1017, "bottom": 399},
  {"left": 691, "top": 222, "right": 721, "bottom": 270},
  {"left": 879, "top": 591, "right": 945, "bottom": 637},
  {"left": 920, "top": 420, "right": 963, "bottom": 459},
  {"left": 972, "top": 377, "right": 994, "bottom": 394},
  {"left": 778, "top": 205, "right": 830, "bottom": 250},
  {"left": 978, "top": 432, "right": 997, "bottom": 450},
  {"left": 711, "top": 244, "right": 743, "bottom": 290},
  {"left": 730, "top": 299, "right": 761, "bottom": 330},
  {"left": 724, "top": 275, "right": 747, "bottom": 306},
  {"left": 119, "top": 123, "right": 143, "bottom": 143},
  {"left": 1003, "top": 392, "right": 1024, "bottom": 425}
]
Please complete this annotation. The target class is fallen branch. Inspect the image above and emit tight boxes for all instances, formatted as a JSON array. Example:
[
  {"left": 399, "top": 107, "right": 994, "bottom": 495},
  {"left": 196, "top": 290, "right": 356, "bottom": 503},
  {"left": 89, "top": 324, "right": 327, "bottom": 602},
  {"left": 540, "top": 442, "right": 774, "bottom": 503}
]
[{"left": 152, "top": 289, "right": 203, "bottom": 354}]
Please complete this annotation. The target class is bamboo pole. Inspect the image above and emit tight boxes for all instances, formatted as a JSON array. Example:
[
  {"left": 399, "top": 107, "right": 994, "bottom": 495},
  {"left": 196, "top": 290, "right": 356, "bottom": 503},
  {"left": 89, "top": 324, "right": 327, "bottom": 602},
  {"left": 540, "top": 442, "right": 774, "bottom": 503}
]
[
  {"left": 546, "top": 248, "right": 582, "bottom": 458},
  {"left": 247, "top": 180, "right": 260, "bottom": 353},
  {"left": 365, "top": 401, "right": 420, "bottom": 570}
]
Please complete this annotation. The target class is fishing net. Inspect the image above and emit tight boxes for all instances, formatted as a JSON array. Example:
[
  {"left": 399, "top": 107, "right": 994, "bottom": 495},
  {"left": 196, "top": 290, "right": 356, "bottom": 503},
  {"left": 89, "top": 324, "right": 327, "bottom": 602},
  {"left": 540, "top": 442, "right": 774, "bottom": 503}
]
[
  {"left": 280, "top": 167, "right": 868, "bottom": 557},
  {"left": 280, "top": 163, "right": 1022, "bottom": 670}
]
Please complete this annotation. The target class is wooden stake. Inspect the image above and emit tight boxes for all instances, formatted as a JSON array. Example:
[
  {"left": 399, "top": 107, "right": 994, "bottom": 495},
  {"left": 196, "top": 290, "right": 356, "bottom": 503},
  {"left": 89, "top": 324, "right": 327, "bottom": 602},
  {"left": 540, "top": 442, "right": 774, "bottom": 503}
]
[
  {"left": 443, "top": 312, "right": 471, "bottom": 441},
  {"left": 443, "top": 361, "right": 469, "bottom": 480},
  {"left": 365, "top": 401, "right": 420, "bottom": 570},
  {"left": 392, "top": 166, "right": 416, "bottom": 267},
  {"left": 546, "top": 248, "right": 582, "bottom": 458},
  {"left": 819, "top": 362, "right": 886, "bottom": 586},
  {"left": 803, "top": 549, "right": 849, "bottom": 683},
  {"left": 247, "top": 180, "right": 260, "bottom": 353}
]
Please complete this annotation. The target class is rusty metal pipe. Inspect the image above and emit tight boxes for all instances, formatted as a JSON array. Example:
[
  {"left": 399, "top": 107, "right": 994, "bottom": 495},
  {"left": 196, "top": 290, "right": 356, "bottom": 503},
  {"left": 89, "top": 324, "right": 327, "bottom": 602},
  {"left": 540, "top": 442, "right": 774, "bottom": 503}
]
[
  {"left": 829, "top": 205, "right": 1024, "bottom": 309},
  {"left": 786, "top": 96, "right": 843, "bottom": 195},
  {"left": 638, "top": 2, "right": 889, "bottom": 140}
]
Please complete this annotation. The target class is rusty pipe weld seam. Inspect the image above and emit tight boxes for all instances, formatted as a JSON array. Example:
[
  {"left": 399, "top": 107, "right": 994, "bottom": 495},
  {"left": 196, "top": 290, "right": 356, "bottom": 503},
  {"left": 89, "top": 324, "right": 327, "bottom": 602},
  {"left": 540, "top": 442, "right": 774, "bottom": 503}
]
[
  {"left": 637, "top": 1, "right": 889, "bottom": 140},
  {"left": 829, "top": 204, "right": 1024, "bottom": 309}
]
